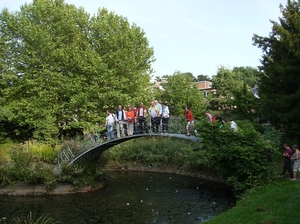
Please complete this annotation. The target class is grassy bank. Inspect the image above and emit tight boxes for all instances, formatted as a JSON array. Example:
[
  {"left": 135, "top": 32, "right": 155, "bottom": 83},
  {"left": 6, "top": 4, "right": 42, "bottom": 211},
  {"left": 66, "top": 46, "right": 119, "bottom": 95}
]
[{"left": 204, "top": 177, "right": 300, "bottom": 224}]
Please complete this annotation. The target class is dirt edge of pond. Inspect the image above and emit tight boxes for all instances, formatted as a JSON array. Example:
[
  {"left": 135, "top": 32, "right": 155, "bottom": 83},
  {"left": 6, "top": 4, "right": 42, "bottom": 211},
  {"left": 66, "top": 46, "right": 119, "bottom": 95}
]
[
  {"left": 105, "top": 162, "right": 227, "bottom": 184},
  {"left": 0, "top": 181, "right": 106, "bottom": 196}
]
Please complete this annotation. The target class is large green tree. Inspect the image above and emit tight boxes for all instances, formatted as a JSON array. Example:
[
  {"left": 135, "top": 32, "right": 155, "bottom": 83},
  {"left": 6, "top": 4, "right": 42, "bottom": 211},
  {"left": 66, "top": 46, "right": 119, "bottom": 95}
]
[
  {"left": 232, "top": 66, "right": 260, "bottom": 88},
  {"left": 196, "top": 74, "right": 212, "bottom": 82},
  {"left": 0, "top": 0, "right": 155, "bottom": 140},
  {"left": 211, "top": 66, "right": 258, "bottom": 120},
  {"left": 253, "top": 0, "right": 300, "bottom": 135},
  {"left": 160, "top": 71, "right": 206, "bottom": 117}
]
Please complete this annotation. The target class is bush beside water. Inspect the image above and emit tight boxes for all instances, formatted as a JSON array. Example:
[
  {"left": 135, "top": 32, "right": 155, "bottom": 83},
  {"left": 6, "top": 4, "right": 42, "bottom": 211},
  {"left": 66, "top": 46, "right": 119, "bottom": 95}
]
[{"left": 0, "top": 140, "right": 104, "bottom": 190}]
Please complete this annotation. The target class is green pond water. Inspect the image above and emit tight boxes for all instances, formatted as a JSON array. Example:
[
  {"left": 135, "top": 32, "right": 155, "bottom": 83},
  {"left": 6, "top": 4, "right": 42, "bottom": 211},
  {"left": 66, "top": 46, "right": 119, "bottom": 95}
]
[{"left": 0, "top": 171, "right": 235, "bottom": 224}]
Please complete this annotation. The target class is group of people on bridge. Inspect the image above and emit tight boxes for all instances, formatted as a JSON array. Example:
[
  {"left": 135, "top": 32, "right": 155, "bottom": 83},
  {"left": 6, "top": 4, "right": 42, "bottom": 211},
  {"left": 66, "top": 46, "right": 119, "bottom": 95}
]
[
  {"left": 105, "top": 101, "right": 238, "bottom": 141},
  {"left": 105, "top": 100, "right": 170, "bottom": 140}
]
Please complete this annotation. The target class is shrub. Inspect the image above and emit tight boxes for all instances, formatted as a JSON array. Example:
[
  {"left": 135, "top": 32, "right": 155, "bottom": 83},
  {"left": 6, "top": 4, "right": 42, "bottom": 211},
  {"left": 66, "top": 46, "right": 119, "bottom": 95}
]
[
  {"left": 25, "top": 141, "right": 60, "bottom": 164},
  {"left": 195, "top": 120, "right": 278, "bottom": 196},
  {"left": 108, "top": 137, "right": 198, "bottom": 168},
  {"left": 0, "top": 145, "right": 56, "bottom": 187},
  {"left": 58, "top": 160, "right": 104, "bottom": 188}
]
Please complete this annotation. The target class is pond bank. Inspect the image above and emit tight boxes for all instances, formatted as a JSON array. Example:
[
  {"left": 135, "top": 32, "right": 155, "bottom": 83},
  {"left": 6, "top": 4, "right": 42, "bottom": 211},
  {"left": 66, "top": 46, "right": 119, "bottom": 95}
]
[
  {"left": 0, "top": 181, "right": 106, "bottom": 196},
  {"left": 0, "top": 162, "right": 226, "bottom": 196},
  {"left": 104, "top": 161, "right": 226, "bottom": 184}
]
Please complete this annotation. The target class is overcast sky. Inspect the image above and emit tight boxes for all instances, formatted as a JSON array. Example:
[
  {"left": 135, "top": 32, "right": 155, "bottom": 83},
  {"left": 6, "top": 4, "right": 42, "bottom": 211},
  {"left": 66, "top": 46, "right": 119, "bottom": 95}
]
[{"left": 0, "top": 0, "right": 287, "bottom": 78}]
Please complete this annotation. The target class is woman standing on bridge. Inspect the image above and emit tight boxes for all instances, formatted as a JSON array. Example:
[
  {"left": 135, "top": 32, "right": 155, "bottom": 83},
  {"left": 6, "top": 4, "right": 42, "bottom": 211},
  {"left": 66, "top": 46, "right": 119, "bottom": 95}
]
[
  {"left": 105, "top": 110, "right": 115, "bottom": 140},
  {"left": 126, "top": 106, "right": 135, "bottom": 136}
]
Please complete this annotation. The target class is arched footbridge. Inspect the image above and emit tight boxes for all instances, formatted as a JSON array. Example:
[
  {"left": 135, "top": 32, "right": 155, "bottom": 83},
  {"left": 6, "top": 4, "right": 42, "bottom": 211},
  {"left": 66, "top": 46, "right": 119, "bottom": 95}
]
[{"left": 57, "top": 118, "right": 200, "bottom": 166}]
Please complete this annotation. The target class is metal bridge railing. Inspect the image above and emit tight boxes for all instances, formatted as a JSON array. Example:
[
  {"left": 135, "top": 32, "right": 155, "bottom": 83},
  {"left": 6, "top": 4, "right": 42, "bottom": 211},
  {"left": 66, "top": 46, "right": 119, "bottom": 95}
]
[{"left": 57, "top": 116, "right": 195, "bottom": 166}]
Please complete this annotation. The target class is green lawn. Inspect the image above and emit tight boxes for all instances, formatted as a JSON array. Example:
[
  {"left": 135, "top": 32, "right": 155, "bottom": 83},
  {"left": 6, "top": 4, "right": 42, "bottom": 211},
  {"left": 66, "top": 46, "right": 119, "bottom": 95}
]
[{"left": 204, "top": 177, "right": 300, "bottom": 224}]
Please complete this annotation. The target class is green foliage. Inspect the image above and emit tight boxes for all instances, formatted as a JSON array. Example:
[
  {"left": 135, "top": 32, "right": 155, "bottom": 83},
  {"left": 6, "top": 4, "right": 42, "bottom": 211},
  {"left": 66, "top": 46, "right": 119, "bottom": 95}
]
[
  {"left": 0, "top": 140, "right": 105, "bottom": 189},
  {"left": 159, "top": 71, "right": 207, "bottom": 117},
  {"left": 0, "top": 148, "right": 56, "bottom": 187},
  {"left": 261, "top": 126, "right": 284, "bottom": 150},
  {"left": 9, "top": 212, "right": 59, "bottom": 224},
  {"left": 232, "top": 66, "right": 260, "bottom": 88},
  {"left": 195, "top": 120, "right": 278, "bottom": 196},
  {"left": 210, "top": 66, "right": 259, "bottom": 120},
  {"left": 0, "top": 0, "right": 155, "bottom": 141},
  {"left": 58, "top": 160, "right": 103, "bottom": 188},
  {"left": 25, "top": 141, "right": 60, "bottom": 163},
  {"left": 0, "top": 147, "right": 10, "bottom": 164},
  {"left": 253, "top": 0, "right": 300, "bottom": 138},
  {"left": 0, "top": 143, "right": 58, "bottom": 187},
  {"left": 196, "top": 74, "right": 212, "bottom": 82},
  {"left": 108, "top": 137, "right": 199, "bottom": 169}
]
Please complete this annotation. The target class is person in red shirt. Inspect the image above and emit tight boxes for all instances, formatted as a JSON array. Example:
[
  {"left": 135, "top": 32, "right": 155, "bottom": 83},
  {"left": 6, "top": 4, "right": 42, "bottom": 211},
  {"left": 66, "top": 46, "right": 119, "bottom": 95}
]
[
  {"left": 132, "top": 105, "right": 139, "bottom": 135},
  {"left": 184, "top": 106, "right": 195, "bottom": 136}
]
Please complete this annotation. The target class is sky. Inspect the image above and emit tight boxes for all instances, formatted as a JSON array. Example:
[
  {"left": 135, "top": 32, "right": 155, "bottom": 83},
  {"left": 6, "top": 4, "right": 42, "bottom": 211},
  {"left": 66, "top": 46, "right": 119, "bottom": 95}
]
[{"left": 0, "top": 0, "right": 287, "bottom": 78}]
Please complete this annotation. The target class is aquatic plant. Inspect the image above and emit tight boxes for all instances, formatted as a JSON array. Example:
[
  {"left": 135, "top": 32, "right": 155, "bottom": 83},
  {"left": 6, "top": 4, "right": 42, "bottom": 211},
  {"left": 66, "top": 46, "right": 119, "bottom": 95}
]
[{"left": 9, "top": 212, "right": 60, "bottom": 224}]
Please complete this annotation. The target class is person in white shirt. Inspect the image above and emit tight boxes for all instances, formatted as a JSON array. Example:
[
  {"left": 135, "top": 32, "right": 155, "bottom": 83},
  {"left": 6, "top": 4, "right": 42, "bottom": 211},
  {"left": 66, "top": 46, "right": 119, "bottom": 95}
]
[
  {"left": 228, "top": 118, "right": 238, "bottom": 132},
  {"left": 105, "top": 110, "right": 115, "bottom": 140},
  {"left": 149, "top": 101, "right": 159, "bottom": 133},
  {"left": 154, "top": 100, "right": 162, "bottom": 133},
  {"left": 115, "top": 105, "right": 126, "bottom": 138},
  {"left": 161, "top": 101, "right": 170, "bottom": 134}
]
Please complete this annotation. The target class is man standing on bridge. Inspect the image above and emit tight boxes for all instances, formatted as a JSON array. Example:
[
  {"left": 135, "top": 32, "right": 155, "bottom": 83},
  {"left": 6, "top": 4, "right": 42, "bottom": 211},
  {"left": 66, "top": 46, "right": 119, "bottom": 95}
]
[
  {"left": 136, "top": 102, "right": 148, "bottom": 134},
  {"left": 149, "top": 101, "right": 159, "bottom": 133},
  {"left": 154, "top": 100, "right": 162, "bottom": 133},
  {"left": 105, "top": 110, "right": 115, "bottom": 140},
  {"left": 115, "top": 105, "right": 126, "bottom": 138}
]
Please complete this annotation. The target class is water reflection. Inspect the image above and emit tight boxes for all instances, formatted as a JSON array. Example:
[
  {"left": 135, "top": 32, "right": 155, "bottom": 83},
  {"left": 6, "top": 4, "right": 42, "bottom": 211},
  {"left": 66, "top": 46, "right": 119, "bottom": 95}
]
[{"left": 0, "top": 171, "right": 235, "bottom": 224}]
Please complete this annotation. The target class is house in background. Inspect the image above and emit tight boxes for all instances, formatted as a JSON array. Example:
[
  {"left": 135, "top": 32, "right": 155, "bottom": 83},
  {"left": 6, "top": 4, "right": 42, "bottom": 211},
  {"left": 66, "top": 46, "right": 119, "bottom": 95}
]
[
  {"left": 154, "top": 77, "right": 168, "bottom": 90},
  {"left": 194, "top": 81, "right": 215, "bottom": 96},
  {"left": 154, "top": 78, "right": 215, "bottom": 96}
]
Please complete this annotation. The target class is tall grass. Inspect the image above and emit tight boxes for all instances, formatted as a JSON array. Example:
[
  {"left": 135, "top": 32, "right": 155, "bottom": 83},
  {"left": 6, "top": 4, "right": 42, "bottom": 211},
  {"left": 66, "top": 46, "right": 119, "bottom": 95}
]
[{"left": 23, "top": 140, "right": 60, "bottom": 163}]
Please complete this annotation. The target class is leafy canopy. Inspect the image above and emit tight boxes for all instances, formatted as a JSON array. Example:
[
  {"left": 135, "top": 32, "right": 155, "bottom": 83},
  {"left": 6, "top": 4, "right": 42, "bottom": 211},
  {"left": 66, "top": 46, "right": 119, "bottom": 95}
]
[
  {"left": 0, "top": 0, "right": 155, "bottom": 141},
  {"left": 210, "top": 66, "right": 259, "bottom": 120},
  {"left": 159, "top": 71, "right": 206, "bottom": 117}
]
